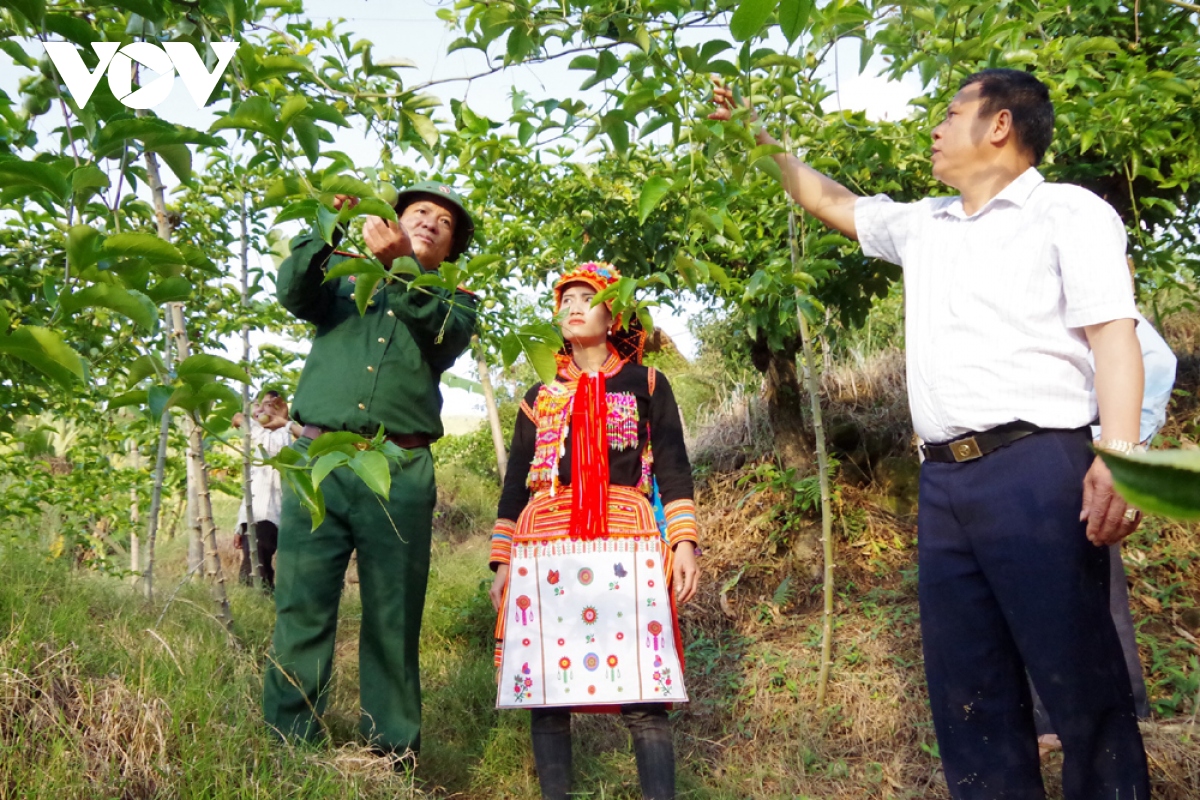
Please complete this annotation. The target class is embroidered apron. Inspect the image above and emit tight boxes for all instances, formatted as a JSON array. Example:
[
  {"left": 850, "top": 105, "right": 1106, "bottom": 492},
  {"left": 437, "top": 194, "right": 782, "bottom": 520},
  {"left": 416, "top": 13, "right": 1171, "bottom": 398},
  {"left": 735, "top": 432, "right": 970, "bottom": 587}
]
[{"left": 495, "top": 487, "right": 688, "bottom": 709}]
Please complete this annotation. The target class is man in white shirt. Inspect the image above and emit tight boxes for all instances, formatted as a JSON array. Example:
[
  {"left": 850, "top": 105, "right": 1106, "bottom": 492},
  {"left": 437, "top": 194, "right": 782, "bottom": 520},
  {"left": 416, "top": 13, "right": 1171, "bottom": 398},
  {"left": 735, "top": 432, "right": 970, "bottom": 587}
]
[
  {"left": 232, "top": 390, "right": 295, "bottom": 591},
  {"left": 713, "top": 69, "right": 1149, "bottom": 798}
]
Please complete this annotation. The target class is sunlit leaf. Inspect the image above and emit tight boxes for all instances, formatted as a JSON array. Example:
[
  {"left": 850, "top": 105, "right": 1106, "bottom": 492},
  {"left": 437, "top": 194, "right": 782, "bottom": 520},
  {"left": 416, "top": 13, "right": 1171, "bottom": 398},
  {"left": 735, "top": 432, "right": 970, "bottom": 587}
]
[
  {"left": 104, "top": 232, "right": 184, "bottom": 264},
  {"left": 307, "top": 430, "right": 369, "bottom": 458},
  {"left": 637, "top": 176, "right": 672, "bottom": 225},
  {"left": 1099, "top": 449, "right": 1200, "bottom": 521},
  {"left": 0, "top": 325, "right": 85, "bottom": 385},
  {"left": 730, "top": 0, "right": 777, "bottom": 42},
  {"left": 777, "top": 0, "right": 813, "bottom": 44},
  {"left": 176, "top": 353, "right": 251, "bottom": 384},
  {"left": 348, "top": 449, "right": 391, "bottom": 499},
  {"left": 61, "top": 284, "right": 158, "bottom": 331}
]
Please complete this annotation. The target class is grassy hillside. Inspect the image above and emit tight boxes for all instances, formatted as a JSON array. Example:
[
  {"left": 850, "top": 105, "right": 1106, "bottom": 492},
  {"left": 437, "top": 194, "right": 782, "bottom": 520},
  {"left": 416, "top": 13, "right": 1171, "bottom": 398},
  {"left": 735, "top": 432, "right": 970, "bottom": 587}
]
[{"left": 3, "top": 336, "right": 1199, "bottom": 798}]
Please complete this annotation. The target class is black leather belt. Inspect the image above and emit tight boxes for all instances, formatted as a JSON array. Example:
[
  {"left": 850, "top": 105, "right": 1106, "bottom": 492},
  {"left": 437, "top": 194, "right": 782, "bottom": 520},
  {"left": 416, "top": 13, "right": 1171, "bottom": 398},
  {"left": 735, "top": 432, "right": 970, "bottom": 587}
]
[
  {"left": 300, "top": 424, "right": 432, "bottom": 450},
  {"left": 921, "top": 421, "right": 1044, "bottom": 463}
]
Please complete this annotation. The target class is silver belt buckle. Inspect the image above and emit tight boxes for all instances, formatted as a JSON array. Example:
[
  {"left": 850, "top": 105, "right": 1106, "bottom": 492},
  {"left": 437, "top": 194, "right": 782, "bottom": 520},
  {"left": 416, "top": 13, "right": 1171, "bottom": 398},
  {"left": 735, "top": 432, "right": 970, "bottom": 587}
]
[{"left": 952, "top": 436, "right": 983, "bottom": 462}]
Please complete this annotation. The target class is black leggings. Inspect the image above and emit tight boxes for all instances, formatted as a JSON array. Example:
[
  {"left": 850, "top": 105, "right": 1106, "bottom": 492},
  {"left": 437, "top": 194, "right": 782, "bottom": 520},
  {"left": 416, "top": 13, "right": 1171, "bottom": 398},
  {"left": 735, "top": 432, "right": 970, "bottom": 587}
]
[
  {"left": 237, "top": 521, "right": 277, "bottom": 591},
  {"left": 529, "top": 703, "right": 674, "bottom": 800}
]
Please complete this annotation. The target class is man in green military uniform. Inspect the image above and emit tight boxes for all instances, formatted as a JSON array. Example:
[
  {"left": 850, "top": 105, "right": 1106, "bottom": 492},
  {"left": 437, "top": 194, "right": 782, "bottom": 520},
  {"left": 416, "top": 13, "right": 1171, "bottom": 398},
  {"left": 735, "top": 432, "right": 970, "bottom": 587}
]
[{"left": 264, "top": 181, "right": 478, "bottom": 758}]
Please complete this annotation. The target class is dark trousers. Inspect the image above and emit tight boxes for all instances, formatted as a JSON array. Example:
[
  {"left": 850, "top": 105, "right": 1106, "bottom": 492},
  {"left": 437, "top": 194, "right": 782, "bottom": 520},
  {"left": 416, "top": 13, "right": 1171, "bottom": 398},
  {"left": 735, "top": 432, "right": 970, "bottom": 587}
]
[
  {"left": 1031, "top": 543, "right": 1151, "bottom": 735},
  {"left": 238, "top": 520, "right": 278, "bottom": 591},
  {"left": 263, "top": 441, "right": 436, "bottom": 754},
  {"left": 918, "top": 429, "right": 1149, "bottom": 799},
  {"left": 530, "top": 704, "right": 674, "bottom": 800}
]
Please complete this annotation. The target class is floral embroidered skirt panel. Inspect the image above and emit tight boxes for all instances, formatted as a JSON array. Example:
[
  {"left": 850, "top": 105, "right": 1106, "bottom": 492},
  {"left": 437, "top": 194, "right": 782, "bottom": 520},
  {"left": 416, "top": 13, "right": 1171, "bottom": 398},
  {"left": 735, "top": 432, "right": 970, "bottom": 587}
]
[{"left": 495, "top": 486, "right": 688, "bottom": 709}]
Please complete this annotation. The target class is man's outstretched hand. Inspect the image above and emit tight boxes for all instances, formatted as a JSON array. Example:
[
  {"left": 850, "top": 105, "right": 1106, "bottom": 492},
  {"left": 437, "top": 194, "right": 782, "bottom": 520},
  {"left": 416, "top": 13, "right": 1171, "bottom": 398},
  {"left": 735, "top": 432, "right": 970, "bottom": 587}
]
[{"left": 707, "top": 79, "right": 755, "bottom": 124}]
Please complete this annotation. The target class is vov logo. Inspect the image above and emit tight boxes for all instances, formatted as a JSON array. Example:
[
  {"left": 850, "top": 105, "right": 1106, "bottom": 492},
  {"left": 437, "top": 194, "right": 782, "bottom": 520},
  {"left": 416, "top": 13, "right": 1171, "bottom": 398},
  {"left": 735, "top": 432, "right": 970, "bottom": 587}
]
[{"left": 42, "top": 41, "right": 239, "bottom": 110}]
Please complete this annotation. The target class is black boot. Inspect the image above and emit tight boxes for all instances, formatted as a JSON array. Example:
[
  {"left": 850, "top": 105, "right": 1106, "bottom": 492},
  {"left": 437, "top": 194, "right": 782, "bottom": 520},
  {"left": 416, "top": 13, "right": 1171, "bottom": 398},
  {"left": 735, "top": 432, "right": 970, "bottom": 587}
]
[
  {"left": 624, "top": 704, "right": 675, "bottom": 800},
  {"left": 530, "top": 709, "right": 572, "bottom": 800}
]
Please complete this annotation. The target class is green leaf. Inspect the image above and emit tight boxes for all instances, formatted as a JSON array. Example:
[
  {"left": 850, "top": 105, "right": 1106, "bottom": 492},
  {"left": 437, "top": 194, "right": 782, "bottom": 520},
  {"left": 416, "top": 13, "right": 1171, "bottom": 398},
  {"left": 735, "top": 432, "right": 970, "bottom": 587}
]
[
  {"left": 403, "top": 110, "right": 439, "bottom": 147},
  {"left": 285, "top": 469, "right": 326, "bottom": 531},
  {"left": 152, "top": 143, "right": 192, "bottom": 183},
  {"left": 355, "top": 275, "right": 383, "bottom": 316},
  {"left": 66, "top": 224, "right": 104, "bottom": 272},
  {"left": 338, "top": 197, "right": 397, "bottom": 223},
  {"left": 0, "top": 325, "right": 85, "bottom": 385},
  {"left": 125, "top": 353, "right": 166, "bottom": 386},
  {"left": 315, "top": 203, "right": 339, "bottom": 245},
  {"left": 602, "top": 113, "right": 628, "bottom": 155},
  {"left": 467, "top": 253, "right": 503, "bottom": 271},
  {"left": 210, "top": 97, "right": 282, "bottom": 140},
  {"left": 777, "top": 0, "right": 813, "bottom": 44},
  {"left": 324, "top": 260, "right": 388, "bottom": 283},
  {"left": 320, "top": 174, "right": 375, "bottom": 198},
  {"left": 92, "top": 118, "right": 222, "bottom": 159},
  {"left": 70, "top": 164, "right": 110, "bottom": 195},
  {"left": 1098, "top": 449, "right": 1200, "bottom": 521},
  {"left": 273, "top": 199, "right": 319, "bottom": 226},
  {"left": 311, "top": 450, "right": 350, "bottom": 489},
  {"left": 441, "top": 372, "right": 483, "bottom": 394},
  {"left": 145, "top": 276, "right": 192, "bottom": 304},
  {"left": 107, "top": 389, "right": 147, "bottom": 409},
  {"left": 110, "top": 0, "right": 165, "bottom": 22},
  {"left": 524, "top": 340, "right": 559, "bottom": 386},
  {"left": 348, "top": 449, "right": 391, "bottom": 499},
  {"left": 637, "top": 176, "right": 672, "bottom": 225},
  {"left": 293, "top": 117, "right": 320, "bottom": 166},
  {"left": 166, "top": 381, "right": 238, "bottom": 413},
  {"left": 147, "top": 384, "right": 172, "bottom": 420},
  {"left": 61, "top": 284, "right": 158, "bottom": 331},
  {"left": 390, "top": 256, "right": 422, "bottom": 277},
  {"left": 307, "top": 430, "right": 369, "bottom": 458},
  {"left": 264, "top": 176, "right": 307, "bottom": 206},
  {"left": 279, "top": 95, "right": 309, "bottom": 127},
  {"left": 1, "top": 0, "right": 44, "bottom": 25},
  {"left": 176, "top": 353, "right": 251, "bottom": 384},
  {"left": 635, "top": 304, "right": 655, "bottom": 337},
  {"left": 0, "top": 158, "right": 69, "bottom": 202},
  {"left": 730, "top": 0, "right": 777, "bottom": 42},
  {"left": 104, "top": 232, "right": 184, "bottom": 265}
]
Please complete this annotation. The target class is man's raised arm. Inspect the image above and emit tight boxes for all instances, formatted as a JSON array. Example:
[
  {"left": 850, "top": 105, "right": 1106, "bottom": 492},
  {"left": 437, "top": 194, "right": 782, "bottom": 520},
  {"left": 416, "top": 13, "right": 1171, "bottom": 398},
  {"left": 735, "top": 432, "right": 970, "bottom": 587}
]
[{"left": 709, "top": 82, "right": 861, "bottom": 240}]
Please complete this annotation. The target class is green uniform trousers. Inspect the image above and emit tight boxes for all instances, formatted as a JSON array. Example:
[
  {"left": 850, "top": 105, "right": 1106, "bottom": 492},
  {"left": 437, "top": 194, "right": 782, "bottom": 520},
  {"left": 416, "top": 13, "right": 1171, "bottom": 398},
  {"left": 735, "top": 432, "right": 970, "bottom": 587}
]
[{"left": 263, "top": 439, "right": 435, "bottom": 754}]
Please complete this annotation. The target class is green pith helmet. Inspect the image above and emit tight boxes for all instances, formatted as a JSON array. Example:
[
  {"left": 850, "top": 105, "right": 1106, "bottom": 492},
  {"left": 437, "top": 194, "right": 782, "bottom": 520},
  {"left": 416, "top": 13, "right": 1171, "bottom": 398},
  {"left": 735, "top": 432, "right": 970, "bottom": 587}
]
[{"left": 392, "top": 180, "right": 476, "bottom": 261}]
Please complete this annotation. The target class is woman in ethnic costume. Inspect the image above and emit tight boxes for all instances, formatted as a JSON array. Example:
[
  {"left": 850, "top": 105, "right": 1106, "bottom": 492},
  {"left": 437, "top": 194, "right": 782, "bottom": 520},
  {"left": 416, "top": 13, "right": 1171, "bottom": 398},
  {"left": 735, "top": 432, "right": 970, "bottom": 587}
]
[{"left": 488, "top": 262, "right": 700, "bottom": 800}]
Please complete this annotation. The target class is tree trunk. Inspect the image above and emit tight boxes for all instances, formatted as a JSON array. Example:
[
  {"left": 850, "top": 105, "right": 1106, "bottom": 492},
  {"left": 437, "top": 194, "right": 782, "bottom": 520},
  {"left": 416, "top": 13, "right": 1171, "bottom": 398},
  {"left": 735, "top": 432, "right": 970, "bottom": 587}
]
[
  {"left": 128, "top": 439, "right": 140, "bottom": 583},
  {"left": 146, "top": 148, "right": 233, "bottom": 631},
  {"left": 752, "top": 337, "right": 811, "bottom": 471},
  {"left": 783, "top": 153, "right": 836, "bottom": 707},
  {"left": 143, "top": 396, "right": 171, "bottom": 601},
  {"left": 239, "top": 192, "right": 262, "bottom": 590},
  {"left": 473, "top": 336, "right": 508, "bottom": 483}
]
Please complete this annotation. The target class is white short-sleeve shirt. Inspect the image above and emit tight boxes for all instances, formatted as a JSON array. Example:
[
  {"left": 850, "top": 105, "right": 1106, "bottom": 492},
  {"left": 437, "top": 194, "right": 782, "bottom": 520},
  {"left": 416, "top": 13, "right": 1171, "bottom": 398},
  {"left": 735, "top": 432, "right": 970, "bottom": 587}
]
[
  {"left": 854, "top": 167, "right": 1138, "bottom": 444},
  {"left": 236, "top": 419, "right": 292, "bottom": 527}
]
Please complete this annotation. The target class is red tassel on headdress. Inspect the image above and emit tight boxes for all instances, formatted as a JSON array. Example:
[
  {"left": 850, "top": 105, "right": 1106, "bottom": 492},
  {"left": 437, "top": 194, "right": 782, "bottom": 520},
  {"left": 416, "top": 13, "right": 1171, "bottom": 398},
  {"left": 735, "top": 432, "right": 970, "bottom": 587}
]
[{"left": 569, "top": 372, "right": 609, "bottom": 540}]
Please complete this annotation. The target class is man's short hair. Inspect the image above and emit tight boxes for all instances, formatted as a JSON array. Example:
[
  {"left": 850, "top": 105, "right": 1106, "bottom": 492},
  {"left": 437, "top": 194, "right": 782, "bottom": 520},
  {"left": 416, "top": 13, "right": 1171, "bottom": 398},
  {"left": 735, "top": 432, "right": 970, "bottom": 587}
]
[
  {"left": 258, "top": 389, "right": 284, "bottom": 403},
  {"left": 960, "top": 69, "right": 1054, "bottom": 166}
]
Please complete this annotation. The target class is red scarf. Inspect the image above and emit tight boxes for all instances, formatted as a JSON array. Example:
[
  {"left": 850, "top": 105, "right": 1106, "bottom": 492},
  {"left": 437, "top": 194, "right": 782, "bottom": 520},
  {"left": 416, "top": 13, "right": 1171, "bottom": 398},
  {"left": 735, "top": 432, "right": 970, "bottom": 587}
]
[{"left": 568, "top": 371, "right": 608, "bottom": 540}]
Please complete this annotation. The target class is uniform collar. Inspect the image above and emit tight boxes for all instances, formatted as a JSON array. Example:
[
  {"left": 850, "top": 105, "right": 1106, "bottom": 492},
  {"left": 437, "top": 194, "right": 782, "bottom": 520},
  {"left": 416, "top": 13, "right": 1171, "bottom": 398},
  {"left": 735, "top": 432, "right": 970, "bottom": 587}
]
[{"left": 936, "top": 167, "right": 1044, "bottom": 220}]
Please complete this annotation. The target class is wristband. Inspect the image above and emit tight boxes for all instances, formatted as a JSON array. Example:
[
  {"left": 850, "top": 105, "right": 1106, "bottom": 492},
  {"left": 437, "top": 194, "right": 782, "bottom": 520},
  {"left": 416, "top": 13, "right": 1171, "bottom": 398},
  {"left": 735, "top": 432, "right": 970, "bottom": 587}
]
[{"left": 1096, "top": 439, "right": 1146, "bottom": 455}]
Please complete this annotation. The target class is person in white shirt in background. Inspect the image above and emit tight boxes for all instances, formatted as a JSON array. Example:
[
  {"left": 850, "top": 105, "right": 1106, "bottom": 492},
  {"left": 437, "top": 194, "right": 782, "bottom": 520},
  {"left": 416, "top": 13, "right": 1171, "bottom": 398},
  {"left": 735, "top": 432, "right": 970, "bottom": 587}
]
[
  {"left": 231, "top": 390, "right": 297, "bottom": 592},
  {"left": 712, "top": 68, "right": 1150, "bottom": 799},
  {"left": 1032, "top": 310, "right": 1178, "bottom": 752}
]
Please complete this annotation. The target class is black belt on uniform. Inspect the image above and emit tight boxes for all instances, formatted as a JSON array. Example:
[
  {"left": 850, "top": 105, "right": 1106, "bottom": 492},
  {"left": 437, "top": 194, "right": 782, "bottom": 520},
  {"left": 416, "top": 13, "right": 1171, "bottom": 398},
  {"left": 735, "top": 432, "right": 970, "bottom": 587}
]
[
  {"left": 920, "top": 420, "right": 1046, "bottom": 463},
  {"left": 300, "top": 424, "right": 432, "bottom": 450}
]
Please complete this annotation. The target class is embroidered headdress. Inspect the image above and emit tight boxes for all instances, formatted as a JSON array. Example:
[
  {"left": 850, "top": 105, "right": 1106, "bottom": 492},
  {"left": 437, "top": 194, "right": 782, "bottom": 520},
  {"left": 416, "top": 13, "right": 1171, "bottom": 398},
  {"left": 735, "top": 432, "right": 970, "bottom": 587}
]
[{"left": 553, "top": 261, "right": 647, "bottom": 366}]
